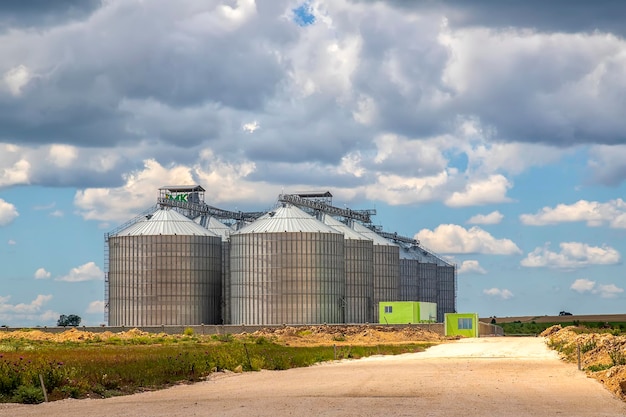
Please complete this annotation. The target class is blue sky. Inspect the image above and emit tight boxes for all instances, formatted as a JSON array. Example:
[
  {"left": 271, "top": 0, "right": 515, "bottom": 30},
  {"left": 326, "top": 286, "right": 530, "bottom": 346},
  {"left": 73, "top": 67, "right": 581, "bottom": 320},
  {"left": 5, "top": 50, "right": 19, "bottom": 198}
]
[{"left": 1, "top": 0, "right": 626, "bottom": 326}]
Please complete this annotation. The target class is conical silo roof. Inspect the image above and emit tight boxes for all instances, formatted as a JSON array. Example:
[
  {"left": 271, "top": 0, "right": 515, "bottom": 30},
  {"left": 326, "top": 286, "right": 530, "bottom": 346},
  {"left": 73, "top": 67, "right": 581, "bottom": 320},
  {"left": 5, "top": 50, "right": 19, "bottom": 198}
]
[
  {"left": 195, "top": 216, "right": 234, "bottom": 242},
  {"left": 351, "top": 221, "right": 397, "bottom": 246},
  {"left": 113, "top": 208, "right": 218, "bottom": 237},
  {"left": 399, "top": 244, "right": 421, "bottom": 260},
  {"left": 322, "top": 214, "right": 370, "bottom": 240},
  {"left": 233, "top": 204, "right": 341, "bottom": 234}
]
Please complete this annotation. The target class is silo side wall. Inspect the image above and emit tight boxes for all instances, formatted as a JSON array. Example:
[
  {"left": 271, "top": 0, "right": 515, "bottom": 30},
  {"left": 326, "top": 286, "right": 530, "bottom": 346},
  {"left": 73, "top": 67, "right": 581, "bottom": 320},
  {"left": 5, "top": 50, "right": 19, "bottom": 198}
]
[
  {"left": 400, "top": 259, "right": 419, "bottom": 301},
  {"left": 344, "top": 239, "right": 374, "bottom": 324},
  {"left": 230, "top": 232, "right": 345, "bottom": 325},
  {"left": 437, "top": 265, "right": 456, "bottom": 322},
  {"left": 221, "top": 242, "right": 231, "bottom": 324},
  {"left": 417, "top": 262, "right": 437, "bottom": 304},
  {"left": 108, "top": 235, "right": 222, "bottom": 326},
  {"left": 372, "top": 245, "right": 400, "bottom": 323}
]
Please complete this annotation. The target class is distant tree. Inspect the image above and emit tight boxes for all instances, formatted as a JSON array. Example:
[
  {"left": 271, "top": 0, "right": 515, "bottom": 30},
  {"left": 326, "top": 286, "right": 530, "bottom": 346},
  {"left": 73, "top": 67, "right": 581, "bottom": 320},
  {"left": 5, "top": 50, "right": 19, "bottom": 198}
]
[
  {"left": 57, "top": 314, "right": 81, "bottom": 327},
  {"left": 490, "top": 317, "right": 497, "bottom": 324}
]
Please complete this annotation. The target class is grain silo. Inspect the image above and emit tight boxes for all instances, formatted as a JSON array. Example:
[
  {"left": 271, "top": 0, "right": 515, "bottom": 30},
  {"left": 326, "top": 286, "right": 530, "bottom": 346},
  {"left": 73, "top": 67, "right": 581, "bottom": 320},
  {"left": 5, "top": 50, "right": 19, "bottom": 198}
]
[
  {"left": 196, "top": 216, "right": 234, "bottom": 324},
  {"left": 436, "top": 259, "right": 456, "bottom": 322},
  {"left": 411, "top": 245, "right": 456, "bottom": 321},
  {"left": 321, "top": 214, "right": 374, "bottom": 324},
  {"left": 230, "top": 204, "right": 345, "bottom": 325},
  {"left": 108, "top": 208, "right": 222, "bottom": 326},
  {"left": 351, "top": 222, "right": 400, "bottom": 323},
  {"left": 398, "top": 244, "right": 420, "bottom": 302}
]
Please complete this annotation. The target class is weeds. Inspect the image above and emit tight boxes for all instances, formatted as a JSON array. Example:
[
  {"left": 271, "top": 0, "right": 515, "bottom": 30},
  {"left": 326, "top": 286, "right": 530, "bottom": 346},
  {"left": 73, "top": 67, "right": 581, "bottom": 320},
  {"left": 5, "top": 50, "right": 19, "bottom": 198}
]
[{"left": 609, "top": 348, "right": 626, "bottom": 366}]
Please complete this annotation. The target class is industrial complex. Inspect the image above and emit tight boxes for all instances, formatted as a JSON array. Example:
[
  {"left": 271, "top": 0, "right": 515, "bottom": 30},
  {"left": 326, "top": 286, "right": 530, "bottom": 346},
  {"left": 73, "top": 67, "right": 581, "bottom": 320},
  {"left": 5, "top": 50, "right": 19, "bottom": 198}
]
[{"left": 105, "top": 186, "right": 456, "bottom": 326}]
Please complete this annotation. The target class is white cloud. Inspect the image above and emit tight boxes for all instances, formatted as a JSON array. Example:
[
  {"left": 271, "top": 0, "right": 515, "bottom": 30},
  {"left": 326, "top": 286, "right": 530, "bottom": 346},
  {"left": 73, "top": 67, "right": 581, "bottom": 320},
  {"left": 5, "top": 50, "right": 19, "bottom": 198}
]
[
  {"left": 0, "top": 199, "right": 19, "bottom": 226},
  {"left": 483, "top": 288, "right": 514, "bottom": 300},
  {"left": 570, "top": 278, "right": 624, "bottom": 298},
  {"left": 74, "top": 159, "right": 196, "bottom": 222},
  {"left": 0, "top": 294, "right": 53, "bottom": 314},
  {"left": 48, "top": 144, "right": 78, "bottom": 168},
  {"left": 570, "top": 278, "right": 596, "bottom": 293},
  {"left": 3, "top": 65, "right": 32, "bottom": 96},
  {"left": 520, "top": 199, "right": 626, "bottom": 227},
  {"left": 467, "top": 210, "right": 504, "bottom": 225},
  {"left": 86, "top": 300, "right": 105, "bottom": 314},
  {"left": 445, "top": 174, "right": 512, "bottom": 207},
  {"left": 0, "top": 159, "right": 30, "bottom": 187},
  {"left": 49, "top": 210, "right": 64, "bottom": 217},
  {"left": 416, "top": 224, "right": 522, "bottom": 255},
  {"left": 57, "top": 262, "right": 103, "bottom": 282},
  {"left": 521, "top": 242, "right": 621, "bottom": 269},
  {"left": 363, "top": 170, "right": 455, "bottom": 205},
  {"left": 34, "top": 268, "right": 51, "bottom": 280},
  {"left": 242, "top": 121, "right": 260, "bottom": 133},
  {"left": 0, "top": 294, "right": 57, "bottom": 327},
  {"left": 7, "top": 239, "right": 16, "bottom": 245},
  {"left": 458, "top": 260, "right": 487, "bottom": 274},
  {"left": 596, "top": 284, "right": 624, "bottom": 298}
]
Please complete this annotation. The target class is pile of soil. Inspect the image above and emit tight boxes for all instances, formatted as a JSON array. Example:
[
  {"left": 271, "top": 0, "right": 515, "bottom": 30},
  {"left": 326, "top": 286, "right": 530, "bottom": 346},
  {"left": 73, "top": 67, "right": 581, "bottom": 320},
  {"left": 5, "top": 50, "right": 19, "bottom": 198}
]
[
  {"left": 0, "top": 325, "right": 445, "bottom": 347},
  {"left": 0, "top": 327, "right": 164, "bottom": 342},
  {"left": 245, "top": 324, "right": 446, "bottom": 347},
  {"left": 541, "top": 325, "right": 626, "bottom": 399}
]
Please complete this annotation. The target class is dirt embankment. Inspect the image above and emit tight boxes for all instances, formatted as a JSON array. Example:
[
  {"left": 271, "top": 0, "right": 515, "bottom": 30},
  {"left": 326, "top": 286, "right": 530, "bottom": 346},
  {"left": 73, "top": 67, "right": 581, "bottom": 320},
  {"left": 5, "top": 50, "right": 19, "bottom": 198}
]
[
  {"left": 0, "top": 324, "right": 447, "bottom": 346},
  {"left": 542, "top": 325, "right": 626, "bottom": 400}
]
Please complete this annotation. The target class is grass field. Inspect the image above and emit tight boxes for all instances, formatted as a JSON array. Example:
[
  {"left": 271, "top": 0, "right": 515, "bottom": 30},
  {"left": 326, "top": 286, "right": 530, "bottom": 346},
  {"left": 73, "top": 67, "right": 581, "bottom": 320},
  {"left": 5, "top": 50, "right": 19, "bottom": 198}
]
[
  {"left": 481, "top": 314, "right": 626, "bottom": 335},
  {"left": 0, "top": 329, "right": 435, "bottom": 404}
]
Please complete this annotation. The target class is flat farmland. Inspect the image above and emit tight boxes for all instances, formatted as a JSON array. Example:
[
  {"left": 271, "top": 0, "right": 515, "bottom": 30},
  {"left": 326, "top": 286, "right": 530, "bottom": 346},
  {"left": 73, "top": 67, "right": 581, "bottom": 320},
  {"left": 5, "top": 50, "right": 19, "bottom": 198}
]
[{"left": 481, "top": 314, "right": 626, "bottom": 324}]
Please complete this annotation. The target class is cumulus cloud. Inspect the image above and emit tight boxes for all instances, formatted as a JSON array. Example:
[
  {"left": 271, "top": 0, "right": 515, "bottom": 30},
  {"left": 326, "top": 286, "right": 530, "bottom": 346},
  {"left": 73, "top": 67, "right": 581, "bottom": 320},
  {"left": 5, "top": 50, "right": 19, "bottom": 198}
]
[
  {"left": 445, "top": 175, "right": 512, "bottom": 207},
  {"left": 570, "top": 278, "right": 624, "bottom": 298},
  {"left": 7, "top": 239, "right": 16, "bottom": 245},
  {"left": 0, "top": 294, "right": 57, "bottom": 326},
  {"left": 483, "top": 288, "right": 513, "bottom": 300},
  {"left": 521, "top": 242, "right": 621, "bottom": 269},
  {"left": 520, "top": 199, "right": 626, "bottom": 228},
  {"left": 0, "top": 199, "right": 18, "bottom": 226},
  {"left": 34, "top": 268, "right": 51, "bottom": 280},
  {"left": 242, "top": 121, "right": 260, "bottom": 133},
  {"left": 416, "top": 224, "right": 521, "bottom": 255},
  {"left": 458, "top": 260, "right": 487, "bottom": 274},
  {"left": 0, "top": 294, "right": 52, "bottom": 314},
  {"left": 86, "top": 300, "right": 105, "bottom": 314},
  {"left": 467, "top": 210, "right": 504, "bottom": 225},
  {"left": 56, "top": 262, "right": 103, "bottom": 282}
]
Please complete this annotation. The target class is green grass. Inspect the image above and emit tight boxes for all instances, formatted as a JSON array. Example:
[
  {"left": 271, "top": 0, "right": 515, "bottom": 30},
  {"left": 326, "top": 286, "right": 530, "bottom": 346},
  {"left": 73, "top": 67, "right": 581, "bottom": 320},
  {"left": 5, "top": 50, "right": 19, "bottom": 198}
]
[
  {"left": 498, "top": 321, "right": 626, "bottom": 335},
  {"left": 0, "top": 336, "right": 434, "bottom": 404}
]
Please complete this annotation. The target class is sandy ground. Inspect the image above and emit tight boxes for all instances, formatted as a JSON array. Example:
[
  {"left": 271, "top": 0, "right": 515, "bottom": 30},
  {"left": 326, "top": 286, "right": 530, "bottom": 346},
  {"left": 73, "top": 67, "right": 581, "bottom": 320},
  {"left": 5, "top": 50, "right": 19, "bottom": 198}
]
[{"left": 2, "top": 337, "right": 625, "bottom": 417}]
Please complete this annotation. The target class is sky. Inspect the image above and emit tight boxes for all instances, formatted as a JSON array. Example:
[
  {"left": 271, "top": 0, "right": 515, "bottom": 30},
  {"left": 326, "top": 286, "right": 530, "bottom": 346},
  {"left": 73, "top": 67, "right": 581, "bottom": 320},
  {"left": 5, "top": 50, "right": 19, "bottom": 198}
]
[{"left": 1, "top": 0, "right": 626, "bottom": 326}]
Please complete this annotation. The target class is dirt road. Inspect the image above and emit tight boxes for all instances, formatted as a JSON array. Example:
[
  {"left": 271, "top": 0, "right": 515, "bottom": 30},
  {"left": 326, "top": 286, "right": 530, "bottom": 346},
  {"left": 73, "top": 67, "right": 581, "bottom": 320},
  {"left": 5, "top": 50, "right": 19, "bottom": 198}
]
[{"left": 2, "top": 337, "right": 625, "bottom": 417}]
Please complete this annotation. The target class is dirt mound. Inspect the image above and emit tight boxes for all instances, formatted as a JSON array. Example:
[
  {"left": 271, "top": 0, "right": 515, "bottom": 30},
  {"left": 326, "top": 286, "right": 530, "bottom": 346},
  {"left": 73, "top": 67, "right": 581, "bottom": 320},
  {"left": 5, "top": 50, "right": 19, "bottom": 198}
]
[
  {"left": 0, "top": 325, "right": 444, "bottom": 348},
  {"left": 544, "top": 326, "right": 626, "bottom": 400},
  {"left": 245, "top": 325, "right": 445, "bottom": 347},
  {"left": 0, "top": 328, "right": 164, "bottom": 343}
]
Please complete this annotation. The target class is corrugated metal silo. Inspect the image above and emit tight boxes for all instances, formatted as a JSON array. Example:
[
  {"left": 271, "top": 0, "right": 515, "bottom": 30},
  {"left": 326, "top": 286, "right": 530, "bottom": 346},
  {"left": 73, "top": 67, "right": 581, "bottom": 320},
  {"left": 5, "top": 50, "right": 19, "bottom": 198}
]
[
  {"left": 351, "top": 222, "right": 400, "bottom": 323},
  {"left": 398, "top": 244, "right": 420, "bottom": 302},
  {"left": 321, "top": 214, "right": 374, "bottom": 324},
  {"left": 197, "top": 216, "right": 234, "bottom": 324},
  {"left": 108, "top": 208, "right": 222, "bottom": 326},
  {"left": 230, "top": 204, "right": 345, "bottom": 325},
  {"left": 412, "top": 245, "right": 457, "bottom": 321},
  {"left": 436, "top": 262, "right": 456, "bottom": 322},
  {"left": 413, "top": 247, "right": 438, "bottom": 306}
]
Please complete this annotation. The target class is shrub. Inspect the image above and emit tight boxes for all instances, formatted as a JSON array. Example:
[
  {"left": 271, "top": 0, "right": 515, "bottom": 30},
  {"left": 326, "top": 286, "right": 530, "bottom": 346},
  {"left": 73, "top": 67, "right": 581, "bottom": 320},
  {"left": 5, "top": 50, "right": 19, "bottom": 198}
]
[
  {"left": 183, "top": 327, "right": 194, "bottom": 337},
  {"left": 609, "top": 348, "right": 626, "bottom": 366},
  {"left": 587, "top": 364, "right": 613, "bottom": 372},
  {"left": 580, "top": 340, "right": 596, "bottom": 354},
  {"left": 13, "top": 385, "right": 44, "bottom": 404}
]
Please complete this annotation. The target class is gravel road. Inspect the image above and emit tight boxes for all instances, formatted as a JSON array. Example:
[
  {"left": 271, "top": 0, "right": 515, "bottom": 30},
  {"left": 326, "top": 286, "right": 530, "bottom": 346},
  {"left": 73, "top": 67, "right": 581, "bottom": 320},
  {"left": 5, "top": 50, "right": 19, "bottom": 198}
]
[{"left": 2, "top": 337, "right": 625, "bottom": 417}]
